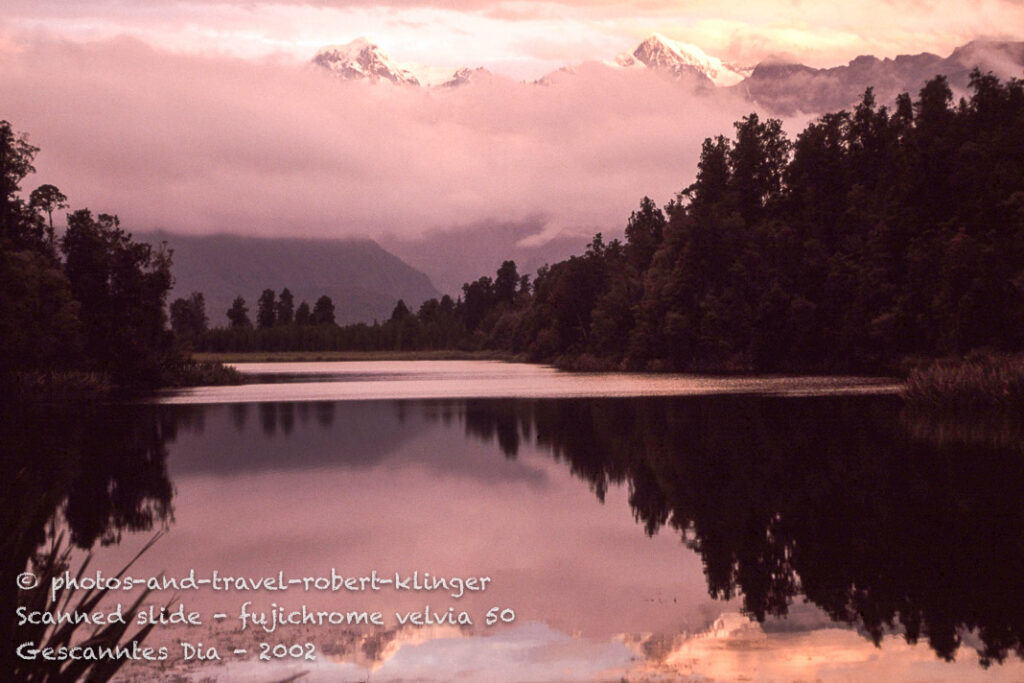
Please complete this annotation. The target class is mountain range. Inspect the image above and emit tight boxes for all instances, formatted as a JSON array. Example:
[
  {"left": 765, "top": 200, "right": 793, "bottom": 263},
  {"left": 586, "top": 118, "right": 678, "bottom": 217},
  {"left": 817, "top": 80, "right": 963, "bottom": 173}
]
[{"left": 312, "top": 34, "right": 1024, "bottom": 114}]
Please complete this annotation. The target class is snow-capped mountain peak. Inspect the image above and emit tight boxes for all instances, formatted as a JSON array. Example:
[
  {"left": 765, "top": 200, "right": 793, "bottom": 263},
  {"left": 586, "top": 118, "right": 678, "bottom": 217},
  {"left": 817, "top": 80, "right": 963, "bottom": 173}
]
[
  {"left": 616, "top": 33, "right": 751, "bottom": 86},
  {"left": 313, "top": 38, "right": 421, "bottom": 86},
  {"left": 440, "top": 67, "right": 490, "bottom": 88}
]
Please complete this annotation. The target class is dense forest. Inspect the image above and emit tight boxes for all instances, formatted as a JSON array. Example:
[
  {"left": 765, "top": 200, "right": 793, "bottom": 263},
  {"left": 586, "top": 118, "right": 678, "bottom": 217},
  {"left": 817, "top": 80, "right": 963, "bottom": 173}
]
[
  {"left": 0, "top": 121, "right": 195, "bottom": 393},
  {"left": 192, "top": 71, "right": 1024, "bottom": 373}
]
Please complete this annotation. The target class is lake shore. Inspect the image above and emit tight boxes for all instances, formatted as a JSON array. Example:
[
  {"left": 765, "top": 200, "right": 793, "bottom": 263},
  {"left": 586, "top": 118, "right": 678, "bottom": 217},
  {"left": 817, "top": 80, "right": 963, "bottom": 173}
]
[{"left": 191, "top": 349, "right": 521, "bottom": 363}]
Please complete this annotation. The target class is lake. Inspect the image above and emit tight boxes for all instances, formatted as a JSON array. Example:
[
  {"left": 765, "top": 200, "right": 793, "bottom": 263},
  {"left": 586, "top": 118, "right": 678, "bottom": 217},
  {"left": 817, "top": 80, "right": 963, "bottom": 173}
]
[{"left": 5, "top": 361, "right": 1023, "bottom": 682}]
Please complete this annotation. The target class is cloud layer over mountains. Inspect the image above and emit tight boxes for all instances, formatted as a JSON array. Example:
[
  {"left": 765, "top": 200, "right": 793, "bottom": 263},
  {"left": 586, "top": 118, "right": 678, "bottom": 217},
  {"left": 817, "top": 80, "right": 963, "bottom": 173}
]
[
  {"left": 0, "top": 36, "right": 753, "bottom": 243},
  {"left": 3, "top": 30, "right": 1022, "bottom": 251}
]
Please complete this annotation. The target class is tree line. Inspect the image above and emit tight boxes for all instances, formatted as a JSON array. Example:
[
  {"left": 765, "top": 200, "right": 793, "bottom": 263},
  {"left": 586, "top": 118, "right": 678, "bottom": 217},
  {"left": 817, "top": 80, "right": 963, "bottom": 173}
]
[
  {"left": 170, "top": 289, "right": 338, "bottom": 337},
  {"left": 186, "top": 71, "right": 1024, "bottom": 372}
]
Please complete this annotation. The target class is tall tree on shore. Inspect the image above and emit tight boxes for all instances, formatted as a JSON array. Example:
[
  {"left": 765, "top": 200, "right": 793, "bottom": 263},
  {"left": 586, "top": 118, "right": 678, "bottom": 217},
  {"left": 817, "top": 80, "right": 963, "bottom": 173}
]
[
  {"left": 311, "top": 295, "right": 335, "bottom": 326},
  {"left": 277, "top": 288, "right": 294, "bottom": 325},
  {"left": 295, "top": 300, "right": 311, "bottom": 325},
  {"left": 29, "top": 184, "right": 67, "bottom": 249},
  {"left": 227, "top": 296, "right": 251, "bottom": 329},
  {"left": 0, "top": 121, "right": 42, "bottom": 249},
  {"left": 170, "top": 292, "right": 208, "bottom": 340},
  {"left": 257, "top": 288, "right": 277, "bottom": 328}
]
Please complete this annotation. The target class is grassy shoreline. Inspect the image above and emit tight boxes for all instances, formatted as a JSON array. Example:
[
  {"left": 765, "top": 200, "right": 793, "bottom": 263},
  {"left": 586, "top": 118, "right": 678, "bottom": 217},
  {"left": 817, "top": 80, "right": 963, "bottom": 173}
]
[
  {"left": 903, "top": 352, "right": 1024, "bottom": 411},
  {"left": 190, "top": 349, "right": 521, "bottom": 363}
]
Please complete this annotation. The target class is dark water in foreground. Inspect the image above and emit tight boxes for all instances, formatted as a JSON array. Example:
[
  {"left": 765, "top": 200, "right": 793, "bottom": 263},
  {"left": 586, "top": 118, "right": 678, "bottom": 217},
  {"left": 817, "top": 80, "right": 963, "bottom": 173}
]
[{"left": 3, "top": 362, "right": 1023, "bottom": 681}]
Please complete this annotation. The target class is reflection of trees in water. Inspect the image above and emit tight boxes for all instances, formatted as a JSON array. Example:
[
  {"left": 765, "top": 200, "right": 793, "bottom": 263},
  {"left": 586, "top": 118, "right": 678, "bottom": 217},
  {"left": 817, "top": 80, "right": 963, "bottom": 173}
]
[
  {"left": 239, "top": 400, "right": 339, "bottom": 436},
  {"left": 454, "top": 395, "right": 1024, "bottom": 667},
  {"left": 0, "top": 403, "right": 176, "bottom": 672}
]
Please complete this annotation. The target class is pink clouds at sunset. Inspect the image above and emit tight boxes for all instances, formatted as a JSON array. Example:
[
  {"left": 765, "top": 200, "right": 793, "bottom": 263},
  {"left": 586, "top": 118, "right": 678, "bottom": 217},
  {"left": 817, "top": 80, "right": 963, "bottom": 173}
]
[
  {"left": 0, "top": 34, "right": 752, "bottom": 241},
  {"left": 3, "top": 0, "right": 1023, "bottom": 73},
  {"left": 0, "top": 0, "right": 1021, "bottom": 243}
]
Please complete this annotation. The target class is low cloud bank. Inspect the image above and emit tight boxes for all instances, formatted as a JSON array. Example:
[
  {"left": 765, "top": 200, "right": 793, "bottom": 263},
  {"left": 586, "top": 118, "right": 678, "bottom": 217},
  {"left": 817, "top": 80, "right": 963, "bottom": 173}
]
[{"left": 0, "top": 36, "right": 755, "bottom": 243}]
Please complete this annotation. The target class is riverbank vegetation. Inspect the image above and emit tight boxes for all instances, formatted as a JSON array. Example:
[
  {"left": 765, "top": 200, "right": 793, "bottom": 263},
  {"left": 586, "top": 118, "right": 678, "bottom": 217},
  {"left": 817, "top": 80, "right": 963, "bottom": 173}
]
[
  {"left": 187, "top": 71, "right": 1024, "bottom": 384},
  {"left": 904, "top": 352, "right": 1024, "bottom": 411}
]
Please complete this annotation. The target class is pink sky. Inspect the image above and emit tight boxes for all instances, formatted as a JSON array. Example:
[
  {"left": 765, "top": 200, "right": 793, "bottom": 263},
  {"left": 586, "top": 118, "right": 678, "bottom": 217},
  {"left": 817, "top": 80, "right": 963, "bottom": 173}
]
[
  {"left": 4, "top": 0, "right": 1024, "bottom": 75},
  {"left": 0, "top": 1, "right": 1021, "bottom": 243}
]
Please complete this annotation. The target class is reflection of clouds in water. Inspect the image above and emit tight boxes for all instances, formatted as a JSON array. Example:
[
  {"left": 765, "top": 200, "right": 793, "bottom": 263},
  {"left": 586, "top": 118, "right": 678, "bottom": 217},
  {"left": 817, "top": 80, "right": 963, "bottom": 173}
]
[
  {"left": 202, "top": 622, "right": 635, "bottom": 682},
  {"left": 629, "top": 612, "right": 1024, "bottom": 682},
  {"left": 156, "top": 615, "right": 1024, "bottom": 681}
]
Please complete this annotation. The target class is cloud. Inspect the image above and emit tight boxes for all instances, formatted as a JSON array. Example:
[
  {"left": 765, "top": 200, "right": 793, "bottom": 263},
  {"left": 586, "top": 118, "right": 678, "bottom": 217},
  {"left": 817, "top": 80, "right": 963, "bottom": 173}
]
[
  {"left": 0, "top": 35, "right": 754, "bottom": 242},
  {"left": 3, "top": 1, "right": 1024, "bottom": 75}
]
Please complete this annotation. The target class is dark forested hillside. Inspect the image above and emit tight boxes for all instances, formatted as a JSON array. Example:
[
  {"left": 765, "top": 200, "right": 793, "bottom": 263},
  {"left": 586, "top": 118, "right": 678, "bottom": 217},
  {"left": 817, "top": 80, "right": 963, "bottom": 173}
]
[{"left": 511, "top": 71, "right": 1024, "bottom": 372}]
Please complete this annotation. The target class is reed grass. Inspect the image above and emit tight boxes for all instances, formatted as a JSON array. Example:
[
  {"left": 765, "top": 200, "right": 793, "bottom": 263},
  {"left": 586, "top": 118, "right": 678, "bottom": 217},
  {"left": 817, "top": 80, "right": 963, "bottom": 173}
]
[
  {"left": 903, "top": 353, "right": 1024, "bottom": 411},
  {"left": 13, "top": 534, "right": 164, "bottom": 683}
]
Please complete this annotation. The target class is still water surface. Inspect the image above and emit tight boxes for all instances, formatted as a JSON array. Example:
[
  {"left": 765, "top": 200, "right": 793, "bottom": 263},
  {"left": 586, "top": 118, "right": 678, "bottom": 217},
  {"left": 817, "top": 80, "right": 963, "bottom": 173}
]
[{"left": 6, "top": 361, "right": 1022, "bottom": 682}]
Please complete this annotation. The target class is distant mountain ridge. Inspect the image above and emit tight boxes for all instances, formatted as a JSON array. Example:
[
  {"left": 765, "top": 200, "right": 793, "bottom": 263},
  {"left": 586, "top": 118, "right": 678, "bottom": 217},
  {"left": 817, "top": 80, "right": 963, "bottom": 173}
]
[
  {"left": 311, "top": 35, "right": 1024, "bottom": 114},
  {"left": 739, "top": 39, "right": 1024, "bottom": 114},
  {"left": 138, "top": 232, "right": 439, "bottom": 326}
]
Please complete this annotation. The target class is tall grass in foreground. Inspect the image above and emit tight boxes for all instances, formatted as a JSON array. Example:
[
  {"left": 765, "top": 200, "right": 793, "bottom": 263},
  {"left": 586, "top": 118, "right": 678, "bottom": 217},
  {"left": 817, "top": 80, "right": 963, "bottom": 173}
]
[
  {"left": 13, "top": 534, "right": 163, "bottom": 683},
  {"left": 903, "top": 353, "right": 1024, "bottom": 411}
]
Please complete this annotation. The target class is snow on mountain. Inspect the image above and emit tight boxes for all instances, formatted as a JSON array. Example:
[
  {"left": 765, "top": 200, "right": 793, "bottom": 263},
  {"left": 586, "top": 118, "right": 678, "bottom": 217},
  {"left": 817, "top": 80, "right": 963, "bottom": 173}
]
[
  {"left": 309, "top": 34, "right": 1024, "bottom": 112},
  {"left": 440, "top": 67, "right": 491, "bottom": 88},
  {"left": 614, "top": 33, "right": 752, "bottom": 87},
  {"left": 313, "top": 38, "right": 421, "bottom": 86}
]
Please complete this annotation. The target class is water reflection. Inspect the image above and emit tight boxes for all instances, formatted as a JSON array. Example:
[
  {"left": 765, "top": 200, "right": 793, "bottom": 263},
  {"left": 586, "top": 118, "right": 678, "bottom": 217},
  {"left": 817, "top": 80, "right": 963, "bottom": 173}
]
[
  {"left": 0, "top": 403, "right": 176, "bottom": 673},
  {"left": 448, "top": 395, "right": 1024, "bottom": 667},
  {"left": 3, "top": 391, "right": 1022, "bottom": 678}
]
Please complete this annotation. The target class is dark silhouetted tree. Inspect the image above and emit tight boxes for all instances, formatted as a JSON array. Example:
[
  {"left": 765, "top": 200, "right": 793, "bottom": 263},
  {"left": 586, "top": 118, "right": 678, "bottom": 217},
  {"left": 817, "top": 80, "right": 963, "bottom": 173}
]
[
  {"left": 170, "top": 292, "right": 208, "bottom": 340},
  {"left": 390, "top": 299, "right": 411, "bottom": 322},
  {"left": 227, "top": 296, "right": 251, "bottom": 329},
  {"left": 311, "top": 295, "right": 335, "bottom": 325},
  {"left": 257, "top": 288, "right": 276, "bottom": 328},
  {"left": 295, "top": 300, "right": 311, "bottom": 325},
  {"left": 29, "top": 183, "right": 67, "bottom": 249},
  {"left": 277, "top": 287, "right": 294, "bottom": 325},
  {"left": 494, "top": 260, "right": 519, "bottom": 306}
]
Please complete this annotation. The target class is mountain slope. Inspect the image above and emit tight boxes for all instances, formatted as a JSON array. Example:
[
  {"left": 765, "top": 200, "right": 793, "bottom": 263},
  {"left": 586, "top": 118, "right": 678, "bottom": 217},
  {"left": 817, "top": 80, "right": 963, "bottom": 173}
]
[
  {"left": 138, "top": 232, "right": 440, "bottom": 326},
  {"left": 738, "top": 40, "right": 1024, "bottom": 114},
  {"left": 380, "top": 220, "right": 588, "bottom": 296},
  {"left": 614, "top": 33, "right": 751, "bottom": 86},
  {"left": 313, "top": 38, "right": 421, "bottom": 86}
]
